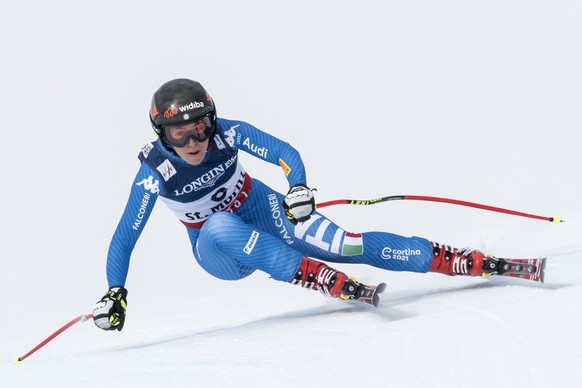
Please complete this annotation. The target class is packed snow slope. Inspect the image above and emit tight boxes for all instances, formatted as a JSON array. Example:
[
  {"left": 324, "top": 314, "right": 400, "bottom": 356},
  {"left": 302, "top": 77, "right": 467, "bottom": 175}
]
[
  {"left": 3, "top": 246, "right": 582, "bottom": 388},
  {"left": 1, "top": 1, "right": 581, "bottom": 387}
]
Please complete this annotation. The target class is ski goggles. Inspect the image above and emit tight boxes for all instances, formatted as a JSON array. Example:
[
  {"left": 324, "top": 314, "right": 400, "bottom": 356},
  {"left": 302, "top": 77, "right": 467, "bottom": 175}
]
[{"left": 162, "top": 114, "right": 214, "bottom": 147}]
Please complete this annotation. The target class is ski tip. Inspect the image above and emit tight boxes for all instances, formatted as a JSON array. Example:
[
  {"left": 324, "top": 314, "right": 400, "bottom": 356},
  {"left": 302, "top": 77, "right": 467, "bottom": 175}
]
[
  {"left": 375, "top": 282, "right": 387, "bottom": 294},
  {"left": 13, "top": 356, "right": 21, "bottom": 363},
  {"left": 372, "top": 295, "right": 380, "bottom": 308},
  {"left": 372, "top": 283, "right": 388, "bottom": 307},
  {"left": 540, "top": 258, "right": 547, "bottom": 283}
]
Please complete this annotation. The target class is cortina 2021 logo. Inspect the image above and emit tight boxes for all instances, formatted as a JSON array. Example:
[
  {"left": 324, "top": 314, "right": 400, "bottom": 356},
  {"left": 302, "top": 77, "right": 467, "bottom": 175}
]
[{"left": 381, "top": 247, "right": 421, "bottom": 261}]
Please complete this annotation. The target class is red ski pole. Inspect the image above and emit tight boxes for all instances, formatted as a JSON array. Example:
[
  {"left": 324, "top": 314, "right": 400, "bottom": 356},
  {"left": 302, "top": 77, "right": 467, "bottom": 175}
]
[
  {"left": 316, "top": 194, "right": 564, "bottom": 224},
  {"left": 14, "top": 313, "right": 94, "bottom": 363}
]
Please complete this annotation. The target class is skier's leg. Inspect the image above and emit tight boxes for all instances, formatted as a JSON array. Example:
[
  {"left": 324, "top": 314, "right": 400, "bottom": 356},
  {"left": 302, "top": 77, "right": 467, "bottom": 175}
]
[
  {"left": 189, "top": 211, "right": 300, "bottom": 281},
  {"left": 289, "top": 256, "right": 382, "bottom": 304},
  {"left": 187, "top": 225, "right": 256, "bottom": 280},
  {"left": 289, "top": 256, "right": 349, "bottom": 298},
  {"left": 236, "top": 181, "right": 432, "bottom": 273},
  {"left": 298, "top": 220, "right": 488, "bottom": 277},
  {"left": 237, "top": 181, "right": 486, "bottom": 277},
  {"left": 188, "top": 212, "right": 369, "bottom": 300}
]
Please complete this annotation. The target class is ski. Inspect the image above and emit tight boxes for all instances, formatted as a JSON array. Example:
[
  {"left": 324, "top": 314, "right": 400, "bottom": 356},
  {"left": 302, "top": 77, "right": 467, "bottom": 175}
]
[
  {"left": 483, "top": 256, "right": 546, "bottom": 283},
  {"left": 341, "top": 281, "right": 387, "bottom": 307}
]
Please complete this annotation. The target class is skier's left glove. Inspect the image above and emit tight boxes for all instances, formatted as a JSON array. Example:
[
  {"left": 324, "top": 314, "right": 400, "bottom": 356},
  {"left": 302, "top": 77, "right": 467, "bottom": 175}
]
[
  {"left": 93, "top": 286, "right": 128, "bottom": 331},
  {"left": 284, "top": 184, "right": 315, "bottom": 224}
]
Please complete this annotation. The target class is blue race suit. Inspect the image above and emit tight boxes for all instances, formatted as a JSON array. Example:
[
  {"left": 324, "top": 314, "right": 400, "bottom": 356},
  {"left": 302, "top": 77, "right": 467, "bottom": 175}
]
[{"left": 105, "top": 118, "right": 434, "bottom": 287}]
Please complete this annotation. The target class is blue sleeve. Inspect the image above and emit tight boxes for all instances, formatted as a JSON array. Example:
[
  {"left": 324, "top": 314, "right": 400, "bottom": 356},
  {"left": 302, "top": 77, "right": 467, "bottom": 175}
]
[
  {"left": 218, "top": 118, "right": 307, "bottom": 187},
  {"left": 106, "top": 163, "right": 163, "bottom": 287}
]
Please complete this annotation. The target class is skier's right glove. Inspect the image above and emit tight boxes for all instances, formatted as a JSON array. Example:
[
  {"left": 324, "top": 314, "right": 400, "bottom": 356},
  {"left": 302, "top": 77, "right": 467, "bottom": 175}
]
[
  {"left": 93, "top": 286, "right": 128, "bottom": 331},
  {"left": 284, "top": 184, "right": 315, "bottom": 224}
]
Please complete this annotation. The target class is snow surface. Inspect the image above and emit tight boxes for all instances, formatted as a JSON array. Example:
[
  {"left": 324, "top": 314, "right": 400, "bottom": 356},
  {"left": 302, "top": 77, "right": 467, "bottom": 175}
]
[{"left": 2, "top": 1, "right": 582, "bottom": 387}]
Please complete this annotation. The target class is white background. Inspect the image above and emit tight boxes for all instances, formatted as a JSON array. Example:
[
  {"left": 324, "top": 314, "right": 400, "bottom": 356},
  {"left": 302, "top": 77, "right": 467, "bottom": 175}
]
[{"left": 1, "top": 1, "right": 581, "bottom": 387}]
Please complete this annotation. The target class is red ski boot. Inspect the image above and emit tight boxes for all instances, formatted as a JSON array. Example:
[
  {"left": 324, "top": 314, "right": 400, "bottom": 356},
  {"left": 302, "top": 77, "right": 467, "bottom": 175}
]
[
  {"left": 289, "top": 257, "right": 387, "bottom": 307},
  {"left": 290, "top": 256, "right": 348, "bottom": 297},
  {"left": 429, "top": 242, "right": 487, "bottom": 277}
]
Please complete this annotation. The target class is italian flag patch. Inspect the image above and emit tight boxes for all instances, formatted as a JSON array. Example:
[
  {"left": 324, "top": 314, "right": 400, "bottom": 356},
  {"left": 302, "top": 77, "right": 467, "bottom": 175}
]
[{"left": 342, "top": 232, "right": 363, "bottom": 255}]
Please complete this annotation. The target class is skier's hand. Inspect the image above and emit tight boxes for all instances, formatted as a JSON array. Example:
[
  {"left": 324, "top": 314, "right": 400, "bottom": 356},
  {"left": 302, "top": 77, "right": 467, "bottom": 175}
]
[
  {"left": 93, "top": 286, "right": 128, "bottom": 331},
  {"left": 284, "top": 184, "right": 315, "bottom": 224}
]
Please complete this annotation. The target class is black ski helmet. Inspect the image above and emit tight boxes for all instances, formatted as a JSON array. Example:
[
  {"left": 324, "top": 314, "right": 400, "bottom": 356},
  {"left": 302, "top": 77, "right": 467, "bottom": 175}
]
[{"left": 149, "top": 78, "right": 217, "bottom": 143}]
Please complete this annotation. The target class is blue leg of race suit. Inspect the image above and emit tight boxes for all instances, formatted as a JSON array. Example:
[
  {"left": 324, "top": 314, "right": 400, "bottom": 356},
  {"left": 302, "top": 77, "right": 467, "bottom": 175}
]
[
  {"left": 238, "top": 179, "right": 435, "bottom": 273},
  {"left": 187, "top": 178, "right": 434, "bottom": 282},
  {"left": 189, "top": 212, "right": 302, "bottom": 281}
]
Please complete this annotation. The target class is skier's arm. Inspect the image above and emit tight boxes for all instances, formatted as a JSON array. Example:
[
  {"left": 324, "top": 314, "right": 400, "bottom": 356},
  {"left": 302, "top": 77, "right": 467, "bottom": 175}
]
[
  {"left": 222, "top": 120, "right": 307, "bottom": 187},
  {"left": 94, "top": 163, "right": 162, "bottom": 331},
  {"left": 221, "top": 119, "right": 314, "bottom": 223},
  {"left": 105, "top": 163, "right": 162, "bottom": 287}
]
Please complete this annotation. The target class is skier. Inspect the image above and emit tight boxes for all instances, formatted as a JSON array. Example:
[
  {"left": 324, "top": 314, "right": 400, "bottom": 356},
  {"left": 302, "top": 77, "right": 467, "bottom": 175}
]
[{"left": 93, "top": 78, "right": 493, "bottom": 331}]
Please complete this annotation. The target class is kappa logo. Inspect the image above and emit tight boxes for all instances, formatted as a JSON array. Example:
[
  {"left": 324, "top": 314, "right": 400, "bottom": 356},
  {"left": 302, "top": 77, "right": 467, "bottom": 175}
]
[
  {"left": 223, "top": 125, "right": 239, "bottom": 147},
  {"left": 156, "top": 159, "right": 177, "bottom": 182},
  {"left": 136, "top": 176, "right": 160, "bottom": 194}
]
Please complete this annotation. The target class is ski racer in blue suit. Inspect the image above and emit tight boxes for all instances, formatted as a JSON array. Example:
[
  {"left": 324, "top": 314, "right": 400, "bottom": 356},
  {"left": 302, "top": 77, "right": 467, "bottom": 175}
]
[{"left": 93, "top": 79, "right": 490, "bottom": 331}]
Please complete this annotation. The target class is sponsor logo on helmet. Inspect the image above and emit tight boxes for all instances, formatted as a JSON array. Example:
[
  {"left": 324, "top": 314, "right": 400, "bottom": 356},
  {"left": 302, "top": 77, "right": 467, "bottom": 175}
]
[
  {"left": 151, "top": 103, "right": 159, "bottom": 118},
  {"left": 178, "top": 101, "right": 205, "bottom": 113},
  {"left": 164, "top": 106, "right": 178, "bottom": 118}
]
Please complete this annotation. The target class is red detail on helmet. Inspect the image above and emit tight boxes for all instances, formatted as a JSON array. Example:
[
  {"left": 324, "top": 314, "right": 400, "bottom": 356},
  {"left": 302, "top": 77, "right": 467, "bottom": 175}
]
[
  {"left": 164, "top": 106, "right": 178, "bottom": 118},
  {"left": 205, "top": 91, "right": 212, "bottom": 101},
  {"left": 151, "top": 103, "right": 159, "bottom": 117}
]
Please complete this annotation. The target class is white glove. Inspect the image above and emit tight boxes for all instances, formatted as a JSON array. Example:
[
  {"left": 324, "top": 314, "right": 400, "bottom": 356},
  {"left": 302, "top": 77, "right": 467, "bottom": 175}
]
[
  {"left": 93, "top": 286, "right": 128, "bottom": 331},
  {"left": 283, "top": 184, "right": 315, "bottom": 224}
]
